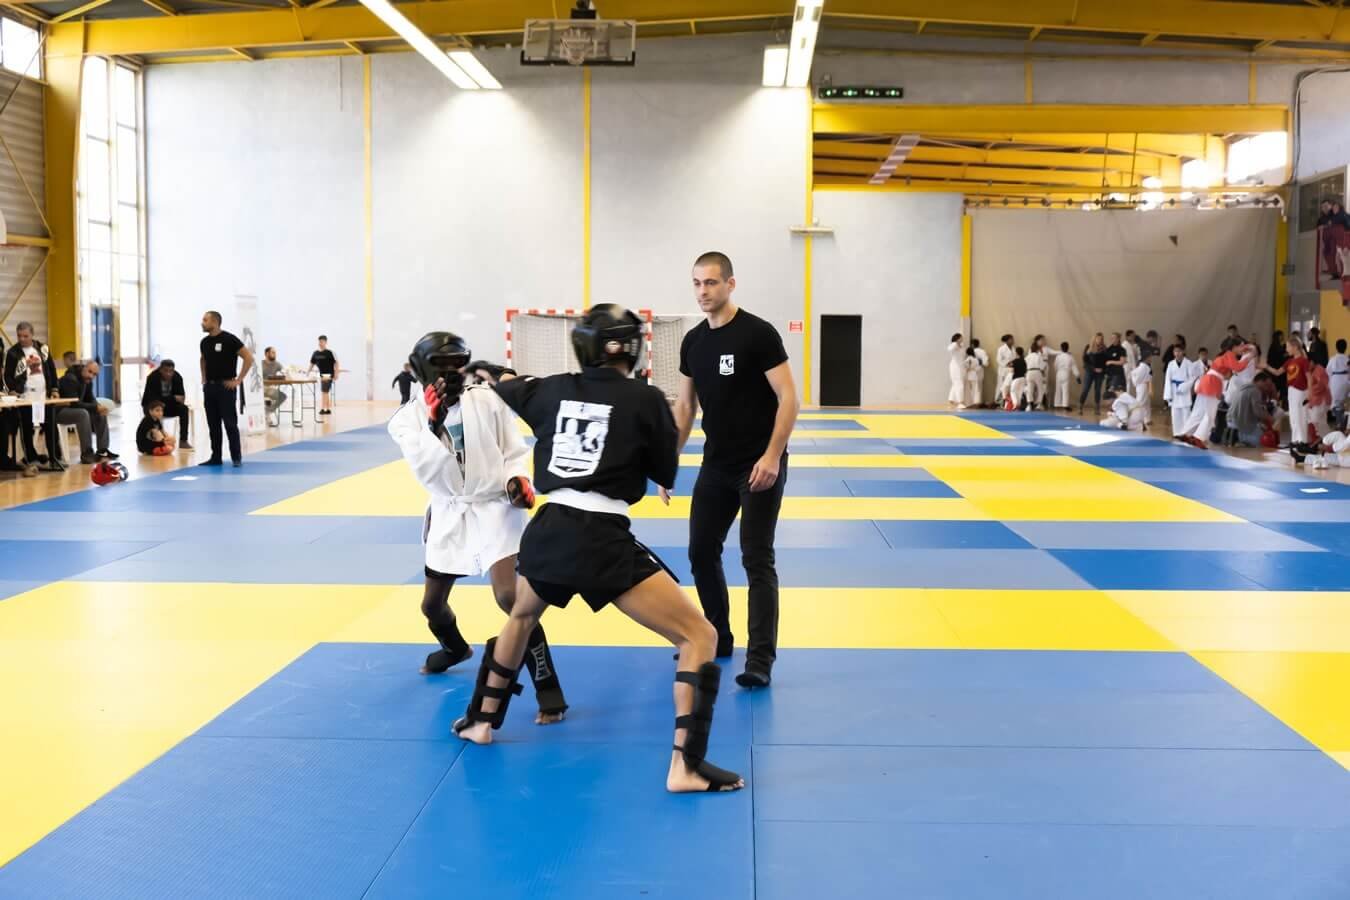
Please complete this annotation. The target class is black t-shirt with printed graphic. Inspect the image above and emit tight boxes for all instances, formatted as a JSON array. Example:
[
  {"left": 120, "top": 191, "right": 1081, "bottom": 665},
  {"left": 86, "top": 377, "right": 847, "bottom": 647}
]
[
  {"left": 200, "top": 331, "right": 244, "bottom": 382},
  {"left": 494, "top": 368, "right": 677, "bottom": 505},
  {"left": 679, "top": 309, "right": 788, "bottom": 469}
]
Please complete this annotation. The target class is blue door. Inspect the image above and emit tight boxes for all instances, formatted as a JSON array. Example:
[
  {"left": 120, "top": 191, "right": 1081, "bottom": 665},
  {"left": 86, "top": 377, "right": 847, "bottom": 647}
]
[{"left": 91, "top": 306, "right": 115, "bottom": 399}]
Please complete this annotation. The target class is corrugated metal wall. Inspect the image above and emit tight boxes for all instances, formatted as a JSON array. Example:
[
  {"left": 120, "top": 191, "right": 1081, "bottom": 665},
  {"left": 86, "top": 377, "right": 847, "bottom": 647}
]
[{"left": 0, "top": 69, "right": 47, "bottom": 347}]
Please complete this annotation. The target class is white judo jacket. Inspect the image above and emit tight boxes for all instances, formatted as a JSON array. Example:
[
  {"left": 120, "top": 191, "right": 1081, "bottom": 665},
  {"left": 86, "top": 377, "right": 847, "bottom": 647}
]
[{"left": 388, "top": 385, "right": 530, "bottom": 577}]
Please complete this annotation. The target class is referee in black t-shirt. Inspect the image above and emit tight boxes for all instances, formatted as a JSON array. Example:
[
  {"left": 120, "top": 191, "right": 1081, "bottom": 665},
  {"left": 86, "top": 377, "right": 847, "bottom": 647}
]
[
  {"left": 198, "top": 310, "right": 254, "bottom": 468},
  {"left": 309, "top": 335, "right": 339, "bottom": 415},
  {"left": 669, "top": 251, "right": 800, "bottom": 689}
]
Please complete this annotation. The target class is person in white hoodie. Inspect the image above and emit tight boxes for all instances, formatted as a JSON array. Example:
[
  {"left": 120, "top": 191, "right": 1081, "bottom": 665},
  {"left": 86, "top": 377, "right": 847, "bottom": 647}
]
[
  {"left": 1053, "top": 341, "right": 1081, "bottom": 409},
  {"left": 995, "top": 334, "right": 1016, "bottom": 407},
  {"left": 966, "top": 339, "right": 989, "bottom": 408},
  {"left": 388, "top": 331, "right": 568, "bottom": 724},
  {"left": 947, "top": 333, "right": 967, "bottom": 408},
  {"left": 1329, "top": 339, "right": 1349, "bottom": 412}
]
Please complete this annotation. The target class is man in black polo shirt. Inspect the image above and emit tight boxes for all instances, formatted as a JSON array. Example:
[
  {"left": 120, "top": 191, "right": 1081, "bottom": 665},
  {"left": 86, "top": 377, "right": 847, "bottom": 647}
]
[
  {"left": 670, "top": 251, "right": 800, "bottom": 689},
  {"left": 309, "top": 335, "right": 338, "bottom": 416},
  {"left": 199, "top": 310, "right": 254, "bottom": 468}
]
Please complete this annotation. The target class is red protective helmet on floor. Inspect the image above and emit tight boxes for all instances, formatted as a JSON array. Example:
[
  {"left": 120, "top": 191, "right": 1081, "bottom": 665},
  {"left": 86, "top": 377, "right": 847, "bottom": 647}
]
[
  {"left": 90, "top": 461, "right": 129, "bottom": 486},
  {"left": 1260, "top": 428, "right": 1279, "bottom": 449}
]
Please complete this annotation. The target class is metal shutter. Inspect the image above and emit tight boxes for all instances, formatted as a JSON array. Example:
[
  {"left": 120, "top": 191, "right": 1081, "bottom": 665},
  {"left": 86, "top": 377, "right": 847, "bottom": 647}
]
[{"left": 0, "top": 69, "right": 46, "bottom": 346}]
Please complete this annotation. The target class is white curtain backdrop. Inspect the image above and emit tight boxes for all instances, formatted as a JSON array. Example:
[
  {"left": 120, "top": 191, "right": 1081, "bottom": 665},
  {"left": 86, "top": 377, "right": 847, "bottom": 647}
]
[{"left": 971, "top": 209, "right": 1277, "bottom": 399}]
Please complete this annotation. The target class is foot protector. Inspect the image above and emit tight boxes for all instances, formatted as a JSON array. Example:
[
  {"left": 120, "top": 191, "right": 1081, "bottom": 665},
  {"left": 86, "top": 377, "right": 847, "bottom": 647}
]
[
  {"left": 424, "top": 619, "right": 471, "bottom": 674},
  {"left": 674, "top": 663, "right": 742, "bottom": 791},
  {"left": 524, "top": 624, "right": 568, "bottom": 716},
  {"left": 452, "top": 637, "right": 524, "bottom": 734}
]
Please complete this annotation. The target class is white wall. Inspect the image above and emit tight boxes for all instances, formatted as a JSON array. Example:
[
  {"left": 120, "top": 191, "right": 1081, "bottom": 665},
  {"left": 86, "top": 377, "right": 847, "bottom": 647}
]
[
  {"left": 371, "top": 50, "right": 582, "bottom": 394},
  {"left": 590, "top": 37, "right": 809, "bottom": 380},
  {"left": 147, "top": 57, "right": 364, "bottom": 395},
  {"left": 1295, "top": 70, "right": 1350, "bottom": 180},
  {"left": 810, "top": 192, "right": 964, "bottom": 405}
]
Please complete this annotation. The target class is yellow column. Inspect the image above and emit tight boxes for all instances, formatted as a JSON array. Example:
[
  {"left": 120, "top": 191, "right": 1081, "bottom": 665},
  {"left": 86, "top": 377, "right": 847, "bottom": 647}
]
[
  {"left": 582, "top": 68, "right": 591, "bottom": 310},
  {"left": 961, "top": 213, "right": 972, "bottom": 320},
  {"left": 1274, "top": 216, "right": 1289, "bottom": 332},
  {"left": 802, "top": 89, "right": 814, "bottom": 406},
  {"left": 44, "top": 23, "right": 84, "bottom": 356},
  {"left": 363, "top": 56, "right": 373, "bottom": 399}
]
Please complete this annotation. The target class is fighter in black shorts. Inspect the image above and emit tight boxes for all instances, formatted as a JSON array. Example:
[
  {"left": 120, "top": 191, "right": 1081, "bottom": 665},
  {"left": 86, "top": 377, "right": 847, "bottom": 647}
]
[{"left": 453, "top": 304, "right": 743, "bottom": 793}]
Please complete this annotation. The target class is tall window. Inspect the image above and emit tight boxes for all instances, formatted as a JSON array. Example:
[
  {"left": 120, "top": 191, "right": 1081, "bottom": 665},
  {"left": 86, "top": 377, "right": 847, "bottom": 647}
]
[
  {"left": 77, "top": 58, "right": 145, "bottom": 398},
  {"left": 0, "top": 16, "right": 41, "bottom": 79},
  {"left": 1226, "top": 132, "right": 1288, "bottom": 185}
]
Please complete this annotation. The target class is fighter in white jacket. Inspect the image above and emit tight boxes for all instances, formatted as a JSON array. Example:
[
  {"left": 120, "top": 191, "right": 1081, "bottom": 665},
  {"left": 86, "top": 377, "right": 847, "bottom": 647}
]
[
  {"left": 966, "top": 340, "right": 989, "bottom": 408},
  {"left": 1102, "top": 362, "right": 1152, "bottom": 431},
  {"left": 1163, "top": 346, "right": 1199, "bottom": 437},
  {"left": 389, "top": 332, "right": 567, "bottom": 723},
  {"left": 1052, "top": 342, "right": 1080, "bottom": 409},
  {"left": 995, "top": 335, "right": 1016, "bottom": 406},
  {"left": 947, "top": 334, "right": 967, "bottom": 408}
]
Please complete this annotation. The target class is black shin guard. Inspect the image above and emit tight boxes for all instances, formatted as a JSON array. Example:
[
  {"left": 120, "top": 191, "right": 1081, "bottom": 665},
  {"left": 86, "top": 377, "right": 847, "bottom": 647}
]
[
  {"left": 423, "top": 614, "right": 471, "bottom": 674},
  {"left": 674, "top": 662, "right": 742, "bottom": 791},
  {"left": 523, "top": 624, "right": 568, "bottom": 716},
  {"left": 452, "top": 637, "right": 524, "bottom": 734}
]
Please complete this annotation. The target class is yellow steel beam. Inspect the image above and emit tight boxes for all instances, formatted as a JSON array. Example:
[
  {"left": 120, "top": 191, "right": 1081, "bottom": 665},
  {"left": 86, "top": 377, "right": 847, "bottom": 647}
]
[
  {"left": 50, "top": 0, "right": 111, "bottom": 24},
  {"left": 230, "top": 46, "right": 256, "bottom": 60},
  {"left": 814, "top": 104, "right": 1289, "bottom": 137},
  {"left": 6, "top": 233, "right": 53, "bottom": 248},
  {"left": 814, "top": 139, "right": 1166, "bottom": 175},
  {"left": 824, "top": 0, "right": 1350, "bottom": 45},
  {"left": 914, "top": 132, "right": 1219, "bottom": 158},
  {"left": 44, "top": 22, "right": 83, "bottom": 359},
  {"left": 814, "top": 176, "right": 1278, "bottom": 198},
  {"left": 816, "top": 157, "right": 1133, "bottom": 187},
  {"left": 56, "top": 0, "right": 789, "bottom": 56},
  {"left": 139, "top": 0, "right": 177, "bottom": 14}
]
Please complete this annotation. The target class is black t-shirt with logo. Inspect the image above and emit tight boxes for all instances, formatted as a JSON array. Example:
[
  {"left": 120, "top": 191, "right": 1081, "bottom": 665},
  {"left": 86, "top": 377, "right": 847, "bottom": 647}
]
[
  {"left": 679, "top": 309, "right": 789, "bottom": 469},
  {"left": 494, "top": 368, "right": 677, "bottom": 504},
  {"left": 311, "top": 349, "right": 336, "bottom": 376},
  {"left": 200, "top": 331, "right": 244, "bottom": 382}
]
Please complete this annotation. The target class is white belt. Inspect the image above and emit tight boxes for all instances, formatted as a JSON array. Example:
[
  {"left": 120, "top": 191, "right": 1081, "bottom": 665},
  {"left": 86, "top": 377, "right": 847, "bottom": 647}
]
[{"left": 546, "top": 488, "right": 629, "bottom": 517}]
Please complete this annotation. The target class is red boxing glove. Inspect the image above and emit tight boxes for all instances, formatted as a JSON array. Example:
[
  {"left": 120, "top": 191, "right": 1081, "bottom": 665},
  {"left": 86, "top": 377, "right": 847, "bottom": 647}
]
[
  {"left": 507, "top": 475, "right": 535, "bottom": 510},
  {"left": 424, "top": 383, "right": 443, "bottom": 426}
]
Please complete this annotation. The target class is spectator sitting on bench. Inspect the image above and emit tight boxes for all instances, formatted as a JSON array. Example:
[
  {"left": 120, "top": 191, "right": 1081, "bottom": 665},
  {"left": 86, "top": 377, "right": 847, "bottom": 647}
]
[
  {"left": 57, "top": 359, "right": 116, "bottom": 464},
  {"left": 140, "top": 359, "right": 192, "bottom": 450},
  {"left": 137, "top": 399, "right": 177, "bottom": 456}
]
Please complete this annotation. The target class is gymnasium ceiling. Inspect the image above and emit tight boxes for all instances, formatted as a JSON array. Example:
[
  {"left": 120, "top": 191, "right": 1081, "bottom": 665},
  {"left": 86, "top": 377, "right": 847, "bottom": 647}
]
[{"left": 35, "top": 0, "right": 1334, "bottom": 200}]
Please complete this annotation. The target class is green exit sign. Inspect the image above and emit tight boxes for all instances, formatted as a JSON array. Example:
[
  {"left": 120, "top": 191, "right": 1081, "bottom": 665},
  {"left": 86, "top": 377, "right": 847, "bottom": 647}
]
[{"left": 818, "top": 86, "right": 904, "bottom": 100}]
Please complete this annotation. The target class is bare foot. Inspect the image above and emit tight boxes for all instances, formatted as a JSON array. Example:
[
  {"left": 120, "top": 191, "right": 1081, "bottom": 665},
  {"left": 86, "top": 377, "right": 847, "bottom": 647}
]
[
  {"left": 535, "top": 710, "right": 566, "bottom": 725},
  {"left": 456, "top": 720, "right": 493, "bottom": 745},
  {"left": 666, "top": 750, "right": 744, "bottom": 793}
]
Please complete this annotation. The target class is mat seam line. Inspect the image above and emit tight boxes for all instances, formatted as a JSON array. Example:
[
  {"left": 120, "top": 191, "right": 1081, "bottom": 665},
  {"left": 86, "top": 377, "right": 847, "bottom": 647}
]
[{"left": 359, "top": 742, "right": 465, "bottom": 900}]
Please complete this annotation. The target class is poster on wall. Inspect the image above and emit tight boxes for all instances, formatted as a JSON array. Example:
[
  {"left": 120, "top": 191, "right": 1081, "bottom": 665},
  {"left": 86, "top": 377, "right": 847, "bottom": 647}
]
[{"left": 234, "top": 294, "right": 267, "bottom": 436}]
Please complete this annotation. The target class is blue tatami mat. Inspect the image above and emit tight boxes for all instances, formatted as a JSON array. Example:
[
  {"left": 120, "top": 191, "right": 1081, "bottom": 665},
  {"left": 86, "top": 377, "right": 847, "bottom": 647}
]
[
  {"left": 756, "top": 821, "right": 1350, "bottom": 900},
  {"left": 0, "top": 539, "right": 160, "bottom": 581},
  {"left": 201, "top": 643, "right": 754, "bottom": 748},
  {"left": 752, "top": 744, "right": 1350, "bottom": 827},
  {"left": 632, "top": 519, "right": 889, "bottom": 550},
  {"left": 1049, "top": 550, "right": 1266, "bottom": 591},
  {"left": 872, "top": 520, "right": 1033, "bottom": 550},
  {"left": 1006, "top": 521, "right": 1324, "bottom": 552},
  {"left": 365, "top": 742, "right": 754, "bottom": 900},
  {"left": 0, "top": 736, "right": 462, "bottom": 900},
  {"left": 70, "top": 541, "right": 427, "bottom": 584}
]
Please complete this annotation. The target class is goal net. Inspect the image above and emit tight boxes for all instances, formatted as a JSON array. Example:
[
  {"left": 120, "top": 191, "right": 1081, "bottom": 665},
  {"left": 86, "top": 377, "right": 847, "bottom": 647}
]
[
  {"left": 506, "top": 308, "right": 698, "bottom": 402},
  {"left": 649, "top": 314, "right": 703, "bottom": 403}
]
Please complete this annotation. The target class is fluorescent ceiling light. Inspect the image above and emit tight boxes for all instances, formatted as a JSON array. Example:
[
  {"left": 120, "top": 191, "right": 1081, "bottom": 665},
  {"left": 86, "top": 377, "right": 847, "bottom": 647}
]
[
  {"left": 448, "top": 50, "right": 502, "bottom": 90},
  {"left": 358, "top": 0, "right": 478, "bottom": 89},
  {"left": 785, "top": 0, "right": 823, "bottom": 88},
  {"left": 762, "top": 45, "right": 788, "bottom": 87}
]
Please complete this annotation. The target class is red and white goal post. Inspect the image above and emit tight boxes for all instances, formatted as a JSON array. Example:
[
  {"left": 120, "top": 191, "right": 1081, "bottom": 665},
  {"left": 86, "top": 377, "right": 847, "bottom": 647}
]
[{"left": 505, "top": 308, "right": 703, "bottom": 403}]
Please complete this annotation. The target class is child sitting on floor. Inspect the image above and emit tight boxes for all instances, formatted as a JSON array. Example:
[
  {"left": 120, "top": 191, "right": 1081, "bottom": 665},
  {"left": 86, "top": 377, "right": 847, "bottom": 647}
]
[{"left": 137, "top": 400, "right": 177, "bottom": 456}]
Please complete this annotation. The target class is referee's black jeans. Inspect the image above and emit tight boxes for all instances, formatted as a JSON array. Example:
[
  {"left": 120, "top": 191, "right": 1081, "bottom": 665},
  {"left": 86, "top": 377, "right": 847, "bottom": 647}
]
[
  {"left": 203, "top": 381, "right": 241, "bottom": 463},
  {"left": 688, "top": 453, "right": 788, "bottom": 672}
]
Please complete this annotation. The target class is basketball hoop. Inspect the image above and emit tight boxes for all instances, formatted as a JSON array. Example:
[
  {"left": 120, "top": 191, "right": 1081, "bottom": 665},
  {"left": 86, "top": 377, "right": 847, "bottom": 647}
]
[{"left": 558, "top": 26, "right": 593, "bottom": 66}]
